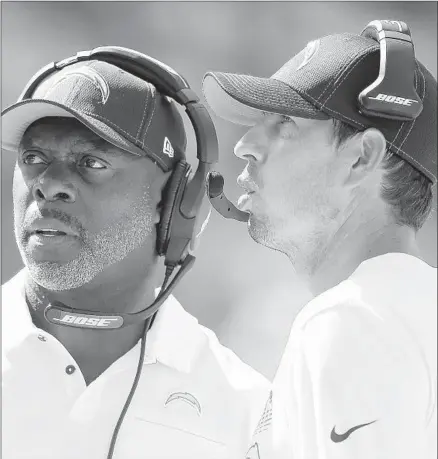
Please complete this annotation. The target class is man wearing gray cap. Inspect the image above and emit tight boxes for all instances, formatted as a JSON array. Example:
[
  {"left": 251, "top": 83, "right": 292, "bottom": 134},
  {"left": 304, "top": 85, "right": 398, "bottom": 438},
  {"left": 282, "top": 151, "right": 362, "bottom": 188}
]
[
  {"left": 203, "top": 20, "right": 437, "bottom": 458},
  {"left": 1, "top": 47, "right": 269, "bottom": 459}
]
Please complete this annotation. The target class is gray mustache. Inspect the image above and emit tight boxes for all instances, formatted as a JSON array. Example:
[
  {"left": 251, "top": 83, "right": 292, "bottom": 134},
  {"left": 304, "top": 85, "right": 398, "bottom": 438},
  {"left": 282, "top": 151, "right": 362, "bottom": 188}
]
[{"left": 23, "top": 208, "right": 85, "bottom": 237}]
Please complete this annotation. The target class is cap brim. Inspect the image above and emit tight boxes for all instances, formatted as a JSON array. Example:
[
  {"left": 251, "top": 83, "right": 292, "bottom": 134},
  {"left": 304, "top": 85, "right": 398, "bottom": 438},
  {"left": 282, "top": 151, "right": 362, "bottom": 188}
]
[
  {"left": 1, "top": 99, "right": 146, "bottom": 157},
  {"left": 202, "top": 72, "right": 329, "bottom": 126}
]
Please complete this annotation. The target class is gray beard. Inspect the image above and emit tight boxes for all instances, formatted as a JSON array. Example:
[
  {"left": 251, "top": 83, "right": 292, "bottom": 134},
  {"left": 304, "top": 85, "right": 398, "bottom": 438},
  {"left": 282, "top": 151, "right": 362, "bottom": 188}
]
[{"left": 15, "top": 201, "right": 154, "bottom": 291}]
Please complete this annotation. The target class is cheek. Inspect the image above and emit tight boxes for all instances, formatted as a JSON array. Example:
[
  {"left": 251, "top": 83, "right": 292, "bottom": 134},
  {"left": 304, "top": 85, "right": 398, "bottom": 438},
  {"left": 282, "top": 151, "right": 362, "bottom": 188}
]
[
  {"left": 261, "top": 158, "right": 335, "bottom": 218},
  {"left": 85, "top": 180, "right": 154, "bottom": 233},
  {"left": 12, "top": 166, "right": 31, "bottom": 222}
]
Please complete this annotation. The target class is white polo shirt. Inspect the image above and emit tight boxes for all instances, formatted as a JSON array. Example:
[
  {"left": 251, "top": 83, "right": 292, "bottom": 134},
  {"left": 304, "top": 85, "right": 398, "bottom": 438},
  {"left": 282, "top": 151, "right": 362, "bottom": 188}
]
[
  {"left": 2, "top": 269, "right": 270, "bottom": 459},
  {"left": 246, "top": 253, "right": 437, "bottom": 459}
]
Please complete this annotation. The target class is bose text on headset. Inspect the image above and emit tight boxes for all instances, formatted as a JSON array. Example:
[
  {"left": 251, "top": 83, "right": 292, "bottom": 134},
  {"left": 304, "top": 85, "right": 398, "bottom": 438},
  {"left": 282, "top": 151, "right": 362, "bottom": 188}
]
[{"left": 3, "top": 46, "right": 218, "bottom": 459}]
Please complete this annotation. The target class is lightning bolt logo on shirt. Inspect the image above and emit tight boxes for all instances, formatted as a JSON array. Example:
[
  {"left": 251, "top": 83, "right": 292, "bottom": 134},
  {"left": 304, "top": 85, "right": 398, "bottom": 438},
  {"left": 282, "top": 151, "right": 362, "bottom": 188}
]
[
  {"left": 164, "top": 392, "right": 202, "bottom": 416},
  {"left": 246, "top": 442, "right": 261, "bottom": 459}
]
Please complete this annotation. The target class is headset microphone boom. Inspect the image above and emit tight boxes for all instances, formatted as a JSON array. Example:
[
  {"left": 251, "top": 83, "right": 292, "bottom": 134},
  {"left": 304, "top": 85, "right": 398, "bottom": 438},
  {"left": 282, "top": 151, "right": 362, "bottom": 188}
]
[{"left": 206, "top": 171, "right": 249, "bottom": 222}]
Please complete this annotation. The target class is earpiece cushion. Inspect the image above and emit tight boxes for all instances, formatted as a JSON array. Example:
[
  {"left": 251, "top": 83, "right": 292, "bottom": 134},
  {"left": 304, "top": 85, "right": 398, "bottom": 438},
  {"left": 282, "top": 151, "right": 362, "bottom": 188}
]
[{"left": 156, "top": 161, "right": 191, "bottom": 256}]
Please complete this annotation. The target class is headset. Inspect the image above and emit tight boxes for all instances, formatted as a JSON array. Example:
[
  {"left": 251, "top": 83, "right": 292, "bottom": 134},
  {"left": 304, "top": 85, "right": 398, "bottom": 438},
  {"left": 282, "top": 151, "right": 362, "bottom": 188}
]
[
  {"left": 17, "top": 46, "right": 219, "bottom": 329},
  {"left": 207, "top": 19, "right": 423, "bottom": 222},
  {"left": 358, "top": 19, "right": 423, "bottom": 121},
  {"left": 18, "top": 46, "right": 218, "bottom": 459}
]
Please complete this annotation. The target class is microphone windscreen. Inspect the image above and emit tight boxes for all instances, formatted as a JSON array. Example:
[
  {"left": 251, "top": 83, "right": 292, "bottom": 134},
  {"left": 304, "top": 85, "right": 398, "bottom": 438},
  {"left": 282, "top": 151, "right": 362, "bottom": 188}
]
[{"left": 207, "top": 171, "right": 224, "bottom": 198}]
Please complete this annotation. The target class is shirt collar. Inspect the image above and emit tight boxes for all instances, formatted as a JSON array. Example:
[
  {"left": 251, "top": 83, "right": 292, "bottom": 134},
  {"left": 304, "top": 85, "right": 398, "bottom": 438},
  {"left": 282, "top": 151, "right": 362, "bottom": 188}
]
[
  {"left": 145, "top": 290, "right": 206, "bottom": 373},
  {"left": 2, "top": 268, "right": 206, "bottom": 374}
]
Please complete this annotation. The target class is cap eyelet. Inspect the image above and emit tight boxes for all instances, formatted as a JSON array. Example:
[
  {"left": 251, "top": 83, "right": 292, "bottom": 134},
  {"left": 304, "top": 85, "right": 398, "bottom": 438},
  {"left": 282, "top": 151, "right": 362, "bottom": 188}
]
[{"left": 65, "top": 365, "right": 76, "bottom": 375}]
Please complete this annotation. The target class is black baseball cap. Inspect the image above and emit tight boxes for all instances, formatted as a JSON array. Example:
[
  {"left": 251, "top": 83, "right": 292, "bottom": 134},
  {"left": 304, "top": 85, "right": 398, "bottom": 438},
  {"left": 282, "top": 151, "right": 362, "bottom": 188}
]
[
  {"left": 203, "top": 31, "right": 437, "bottom": 184},
  {"left": 2, "top": 59, "right": 187, "bottom": 171}
]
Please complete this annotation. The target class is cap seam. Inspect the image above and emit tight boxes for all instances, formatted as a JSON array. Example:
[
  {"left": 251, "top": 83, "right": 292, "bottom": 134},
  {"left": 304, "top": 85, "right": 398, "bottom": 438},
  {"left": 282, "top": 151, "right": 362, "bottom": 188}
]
[
  {"left": 321, "top": 48, "right": 377, "bottom": 108},
  {"left": 388, "top": 144, "right": 435, "bottom": 182},
  {"left": 306, "top": 90, "right": 435, "bottom": 182},
  {"left": 316, "top": 43, "right": 379, "bottom": 103},
  {"left": 142, "top": 90, "right": 157, "bottom": 148},
  {"left": 388, "top": 66, "right": 435, "bottom": 182},
  {"left": 395, "top": 64, "right": 426, "bottom": 155},
  {"left": 139, "top": 142, "right": 169, "bottom": 171},
  {"left": 80, "top": 110, "right": 169, "bottom": 170},
  {"left": 305, "top": 91, "right": 367, "bottom": 128},
  {"left": 387, "top": 68, "right": 418, "bottom": 147},
  {"left": 82, "top": 110, "right": 140, "bottom": 143},
  {"left": 136, "top": 82, "right": 152, "bottom": 141}
]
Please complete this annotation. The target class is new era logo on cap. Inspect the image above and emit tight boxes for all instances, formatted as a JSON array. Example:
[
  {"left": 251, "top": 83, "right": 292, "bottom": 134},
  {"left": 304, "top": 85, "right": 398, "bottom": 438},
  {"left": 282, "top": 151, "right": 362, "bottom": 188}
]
[
  {"left": 2, "top": 52, "right": 187, "bottom": 173},
  {"left": 163, "top": 137, "right": 174, "bottom": 158}
]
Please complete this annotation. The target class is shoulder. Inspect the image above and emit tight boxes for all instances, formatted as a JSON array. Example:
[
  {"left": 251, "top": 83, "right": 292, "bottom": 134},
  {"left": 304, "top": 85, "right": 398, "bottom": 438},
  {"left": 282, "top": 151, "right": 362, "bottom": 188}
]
[
  {"left": 166, "top": 301, "right": 271, "bottom": 450},
  {"left": 2, "top": 269, "right": 27, "bottom": 326},
  {"left": 197, "top": 325, "right": 271, "bottom": 446},
  {"left": 200, "top": 324, "right": 270, "bottom": 393},
  {"left": 285, "top": 281, "right": 430, "bottom": 394},
  {"left": 2, "top": 269, "right": 28, "bottom": 361},
  {"left": 291, "top": 279, "right": 369, "bottom": 333},
  {"left": 295, "top": 280, "right": 411, "bottom": 359},
  {"left": 158, "top": 294, "right": 270, "bottom": 396},
  {"left": 2, "top": 269, "right": 26, "bottom": 299}
]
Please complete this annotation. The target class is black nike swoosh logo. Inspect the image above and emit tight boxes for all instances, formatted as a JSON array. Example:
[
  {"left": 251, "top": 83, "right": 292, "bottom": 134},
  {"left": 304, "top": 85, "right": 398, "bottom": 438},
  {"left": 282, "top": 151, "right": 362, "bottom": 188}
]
[{"left": 331, "top": 420, "right": 377, "bottom": 443}]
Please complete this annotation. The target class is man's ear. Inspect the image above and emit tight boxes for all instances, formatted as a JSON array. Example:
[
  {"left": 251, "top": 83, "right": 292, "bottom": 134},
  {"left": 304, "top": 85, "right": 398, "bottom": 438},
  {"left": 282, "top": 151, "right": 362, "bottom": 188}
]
[{"left": 345, "top": 128, "right": 387, "bottom": 187}]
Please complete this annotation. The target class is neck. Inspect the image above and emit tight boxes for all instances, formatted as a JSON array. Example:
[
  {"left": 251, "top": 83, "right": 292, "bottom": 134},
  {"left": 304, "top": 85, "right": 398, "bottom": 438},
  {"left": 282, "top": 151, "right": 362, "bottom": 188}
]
[
  {"left": 295, "top": 205, "right": 420, "bottom": 297},
  {"left": 24, "top": 256, "right": 162, "bottom": 384}
]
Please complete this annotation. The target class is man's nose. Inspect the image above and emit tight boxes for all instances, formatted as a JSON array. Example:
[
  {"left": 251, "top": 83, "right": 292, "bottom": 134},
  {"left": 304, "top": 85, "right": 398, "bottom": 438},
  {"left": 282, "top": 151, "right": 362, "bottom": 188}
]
[
  {"left": 32, "top": 163, "right": 76, "bottom": 203},
  {"left": 234, "top": 136, "right": 263, "bottom": 163}
]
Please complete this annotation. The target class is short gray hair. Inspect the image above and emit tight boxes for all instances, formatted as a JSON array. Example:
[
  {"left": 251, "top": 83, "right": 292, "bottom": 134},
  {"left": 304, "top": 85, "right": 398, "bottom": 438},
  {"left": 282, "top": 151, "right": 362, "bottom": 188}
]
[{"left": 332, "top": 118, "right": 433, "bottom": 231}]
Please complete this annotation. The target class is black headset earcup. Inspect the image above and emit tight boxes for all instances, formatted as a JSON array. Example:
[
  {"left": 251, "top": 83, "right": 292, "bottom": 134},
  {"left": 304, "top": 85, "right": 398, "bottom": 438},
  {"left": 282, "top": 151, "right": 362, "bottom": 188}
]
[{"left": 156, "top": 161, "right": 191, "bottom": 257}]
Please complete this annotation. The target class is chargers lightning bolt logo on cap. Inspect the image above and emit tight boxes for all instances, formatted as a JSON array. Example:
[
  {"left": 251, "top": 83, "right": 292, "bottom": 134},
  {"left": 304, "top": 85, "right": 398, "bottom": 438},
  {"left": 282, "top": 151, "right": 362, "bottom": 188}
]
[
  {"left": 165, "top": 392, "right": 201, "bottom": 416},
  {"left": 297, "top": 39, "right": 320, "bottom": 70},
  {"left": 45, "top": 67, "right": 110, "bottom": 104}
]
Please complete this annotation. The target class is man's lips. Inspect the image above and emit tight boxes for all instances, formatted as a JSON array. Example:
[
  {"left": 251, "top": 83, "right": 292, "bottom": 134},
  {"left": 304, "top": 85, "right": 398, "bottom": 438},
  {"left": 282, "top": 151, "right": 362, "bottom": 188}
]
[
  {"left": 28, "top": 218, "right": 80, "bottom": 238},
  {"left": 237, "top": 176, "right": 258, "bottom": 194}
]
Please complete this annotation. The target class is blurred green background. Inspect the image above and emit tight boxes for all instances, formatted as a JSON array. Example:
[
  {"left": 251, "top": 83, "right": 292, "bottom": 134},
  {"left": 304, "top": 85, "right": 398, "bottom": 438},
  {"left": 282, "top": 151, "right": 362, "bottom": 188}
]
[{"left": 1, "top": 1, "right": 437, "bottom": 379}]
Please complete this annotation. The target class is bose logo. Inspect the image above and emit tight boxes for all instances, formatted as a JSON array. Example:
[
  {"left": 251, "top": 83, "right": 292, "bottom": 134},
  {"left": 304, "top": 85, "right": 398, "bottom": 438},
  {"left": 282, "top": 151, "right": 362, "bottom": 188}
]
[
  {"left": 369, "top": 93, "right": 418, "bottom": 106},
  {"left": 53, "top": 314, "right": 120, "bottom": 328}
]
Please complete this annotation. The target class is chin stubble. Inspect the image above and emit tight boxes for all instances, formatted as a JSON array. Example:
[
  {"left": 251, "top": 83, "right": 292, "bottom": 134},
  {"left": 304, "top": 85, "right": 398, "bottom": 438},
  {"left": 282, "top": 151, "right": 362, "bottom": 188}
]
[{"left": 15, "top": 197, "right": 155, "bottom": 291}]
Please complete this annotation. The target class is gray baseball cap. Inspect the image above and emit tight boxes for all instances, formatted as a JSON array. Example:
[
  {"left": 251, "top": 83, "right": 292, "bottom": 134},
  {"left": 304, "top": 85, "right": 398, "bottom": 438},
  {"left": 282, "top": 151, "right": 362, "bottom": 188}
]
[
  {"left": 203, "top": 32, "right": 437, "bottom": 184},
  {"left": 2, "top": 59, "right": 187, "bottom": 171}
]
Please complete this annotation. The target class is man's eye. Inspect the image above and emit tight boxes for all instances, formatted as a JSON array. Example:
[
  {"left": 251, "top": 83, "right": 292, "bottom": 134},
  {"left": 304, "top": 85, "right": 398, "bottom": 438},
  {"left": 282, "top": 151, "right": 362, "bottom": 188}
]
[
  {"left": 276, "top": 117, "right": 297, "bottom": 139},
  {"left": 22, "top": 153, "right": 46, "bottom": 165},
  {"left": 80, "top": 156, "right": 107, "bottom": 170},
  {"left": 278, "top": 116, "right": 294, "bottom": 125}
]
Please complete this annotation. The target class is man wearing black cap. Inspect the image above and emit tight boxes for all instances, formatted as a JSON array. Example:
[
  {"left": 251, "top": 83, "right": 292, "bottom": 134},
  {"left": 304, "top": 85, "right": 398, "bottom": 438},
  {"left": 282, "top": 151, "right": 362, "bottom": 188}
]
[
  {"left": 1, "top": 50, "right": 269, "bottom": 459},
  {"left": 203, "top": 20, "right": 437, "bottom": 458}
]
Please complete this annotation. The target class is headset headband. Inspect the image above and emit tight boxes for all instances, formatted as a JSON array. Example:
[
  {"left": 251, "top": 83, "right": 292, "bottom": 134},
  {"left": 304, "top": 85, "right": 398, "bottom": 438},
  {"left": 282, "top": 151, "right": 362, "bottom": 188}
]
[{"left": 19, "top": 46, "right": 218, "bottom": 167}]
